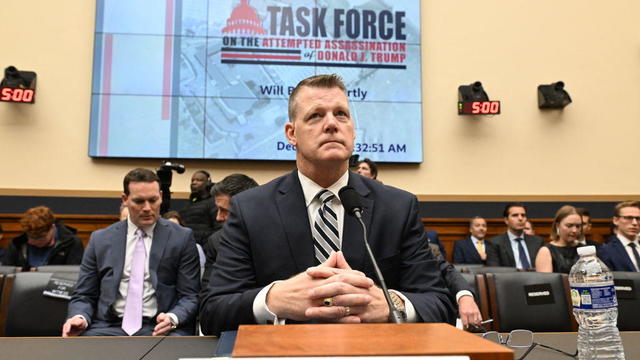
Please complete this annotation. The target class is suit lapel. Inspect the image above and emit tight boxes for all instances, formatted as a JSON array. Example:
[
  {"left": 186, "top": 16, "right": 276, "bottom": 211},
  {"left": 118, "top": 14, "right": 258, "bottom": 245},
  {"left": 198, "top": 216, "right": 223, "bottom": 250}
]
[
  {"left": 501, "top": 234, "right": 517, "bottom": 267},
  {"left": 613, "top": 239, "right": 637, "bottom": 271},
  {"left": 468, "top": 238, "right": 482, "bottom": 262},
  {"left": 112, "top": 221, "right": 128, "bottom": 286},
  {"left": 149, "top": 219, "right": 170, "bottom": 287},
  {"left": 524, "top": 235, "right": 539, "bottom": 263},
  {"left": 276, "top": 171, "right": 315, "bottom": 273}
]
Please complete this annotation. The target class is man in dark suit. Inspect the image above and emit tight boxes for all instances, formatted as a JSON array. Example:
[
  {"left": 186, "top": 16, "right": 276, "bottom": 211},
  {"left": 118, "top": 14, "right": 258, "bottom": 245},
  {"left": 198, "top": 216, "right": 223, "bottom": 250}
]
[
  {"left": 202, "top": 173, "right": 259, "bottom": 288},
  {"left": 486, "top": 203, "right": 543, "bottom": 270},
  {"left": 200, "top": 74, "right": 456, "bottom": 335},
  {"left": 598, "top": 201, "right": 640, "bottom": 272},
  {"left": 453, "top": 217, "right": 487, "bottom": 264},
  {"left": 62, "top": 168, "right": 200, "bottom": 336}
]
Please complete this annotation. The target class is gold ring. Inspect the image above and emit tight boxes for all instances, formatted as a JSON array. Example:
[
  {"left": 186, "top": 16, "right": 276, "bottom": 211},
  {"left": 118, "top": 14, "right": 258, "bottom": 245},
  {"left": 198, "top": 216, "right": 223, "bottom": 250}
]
[
  {"left": 344, "top": 306, "right": 351, "bottom": 316},
  {"left": 323, "top": 297, "right": 334, "bottom": 306}
]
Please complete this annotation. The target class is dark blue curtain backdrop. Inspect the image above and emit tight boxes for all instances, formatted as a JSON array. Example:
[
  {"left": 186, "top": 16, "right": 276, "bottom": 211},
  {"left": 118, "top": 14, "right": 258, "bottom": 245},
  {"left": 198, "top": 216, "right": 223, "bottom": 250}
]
[{"left": 0, "top": 195, "right": 618, "bottom": 219}]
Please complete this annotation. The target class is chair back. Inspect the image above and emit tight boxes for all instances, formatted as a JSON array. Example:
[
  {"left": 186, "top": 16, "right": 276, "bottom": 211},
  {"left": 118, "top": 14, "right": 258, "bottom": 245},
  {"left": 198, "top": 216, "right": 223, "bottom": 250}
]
[
  {"left": 35, "top": 265, "right": 81, "bottom": 273},
  {"left": 460, "top": 272, "right": 490, "bottom": 322},
  {"left": 0, "top": 271, "right": 78, "bottom": 336},
  {"left": 486, "top": 272, "right": 576, "bottom": 332},
  {"left": 467, "top": 266, "right": 518, "bottom": 274},
  {"left": 613, "top": 271, "right": 640, "bottom": 331},
  {"left": 453, "top": 264, "right": 484, "bottom": 273}
]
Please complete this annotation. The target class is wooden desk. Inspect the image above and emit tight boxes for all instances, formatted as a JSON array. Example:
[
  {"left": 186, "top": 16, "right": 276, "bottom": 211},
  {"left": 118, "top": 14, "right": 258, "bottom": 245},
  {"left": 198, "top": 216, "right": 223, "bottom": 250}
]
[{"left": 233, "top": 323, "right": 512, "bottom": 360}]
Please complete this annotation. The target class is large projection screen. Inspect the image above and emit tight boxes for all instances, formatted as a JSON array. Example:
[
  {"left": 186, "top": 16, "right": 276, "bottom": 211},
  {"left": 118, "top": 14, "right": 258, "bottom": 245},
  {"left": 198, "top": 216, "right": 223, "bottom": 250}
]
[{"left": 88, "top": 0, "right": 422, "bottom": 162}]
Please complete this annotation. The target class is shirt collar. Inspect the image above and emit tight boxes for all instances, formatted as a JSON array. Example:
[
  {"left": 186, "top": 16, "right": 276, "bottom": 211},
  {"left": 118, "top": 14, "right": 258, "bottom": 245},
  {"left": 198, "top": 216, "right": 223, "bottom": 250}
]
[
  {"left": 618, "top": 233, "right": 637, "bottom": 246},
  {"left": 298, "top": 170, "right": 349, "bottom": 207},
  {"left": 126, "top": 216, "right": 157, "bottom": 238},
  {"left": 507, "top": 231, "right": 524, "bottom": 241},
  {"left": 470, "top": 235, "right": 484, "bottom": 243}
]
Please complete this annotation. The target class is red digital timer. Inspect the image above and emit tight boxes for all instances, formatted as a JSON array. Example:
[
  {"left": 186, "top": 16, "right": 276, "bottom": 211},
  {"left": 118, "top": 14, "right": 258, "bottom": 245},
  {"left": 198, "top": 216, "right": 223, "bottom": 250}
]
[
  {"left": 458, "top": 101, "right": 500, "bottom": 115},
  {"left": 0, "top": 87, "right": 36, "bottom": 104}
]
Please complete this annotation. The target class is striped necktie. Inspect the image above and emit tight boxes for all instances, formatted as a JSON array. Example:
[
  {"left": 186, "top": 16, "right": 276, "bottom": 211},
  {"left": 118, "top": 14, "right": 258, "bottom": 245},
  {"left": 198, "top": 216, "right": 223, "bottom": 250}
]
[{"left": 312, "top": 189, "right": 340, "bottom": 263}]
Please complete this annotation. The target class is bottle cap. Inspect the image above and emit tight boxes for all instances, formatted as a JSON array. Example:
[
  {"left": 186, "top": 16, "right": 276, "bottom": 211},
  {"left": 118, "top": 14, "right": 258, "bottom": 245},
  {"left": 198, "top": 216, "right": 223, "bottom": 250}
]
[{"left": 577, "top": 245, "right": 596, "bottom": 256}]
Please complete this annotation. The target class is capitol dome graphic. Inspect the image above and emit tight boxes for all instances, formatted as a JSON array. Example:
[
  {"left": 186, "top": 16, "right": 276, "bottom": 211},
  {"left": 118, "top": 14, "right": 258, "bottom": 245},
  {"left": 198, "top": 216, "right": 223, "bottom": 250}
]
[{"left": 222, "top": 0, "right": 266, "bottom": 35}]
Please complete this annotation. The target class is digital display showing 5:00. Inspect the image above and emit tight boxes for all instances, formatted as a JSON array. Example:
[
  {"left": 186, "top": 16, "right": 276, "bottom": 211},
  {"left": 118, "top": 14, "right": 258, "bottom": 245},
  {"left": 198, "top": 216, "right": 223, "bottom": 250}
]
[
  {"left": 458, "top": 101, "right": 500, "bottom": 115},
  {"left": 0, "top": 87, "right": 36, "bottom": 104}
]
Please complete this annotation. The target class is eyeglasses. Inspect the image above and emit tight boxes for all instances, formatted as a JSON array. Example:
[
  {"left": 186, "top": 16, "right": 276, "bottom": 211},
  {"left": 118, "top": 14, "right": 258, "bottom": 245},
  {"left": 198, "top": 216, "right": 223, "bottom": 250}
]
[
  {"left": 618, "top": 215, "right": 640, "bottom": 222},
  {"left": 482, "top": 330, "right": 577, "bottom": 360}
]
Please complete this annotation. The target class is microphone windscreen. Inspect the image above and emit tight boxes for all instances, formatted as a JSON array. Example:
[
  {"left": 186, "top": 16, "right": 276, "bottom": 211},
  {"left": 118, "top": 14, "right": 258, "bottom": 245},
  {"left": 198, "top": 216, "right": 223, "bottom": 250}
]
[{"left": 338, "top": 186, "right": 362, "bottom": 216}]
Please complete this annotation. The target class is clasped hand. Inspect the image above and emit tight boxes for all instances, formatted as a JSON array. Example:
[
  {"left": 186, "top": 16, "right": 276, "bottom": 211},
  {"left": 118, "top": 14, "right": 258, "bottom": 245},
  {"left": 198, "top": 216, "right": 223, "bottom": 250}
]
[{"left": 266, "top": 251, "right": 390, "bottom": 323}]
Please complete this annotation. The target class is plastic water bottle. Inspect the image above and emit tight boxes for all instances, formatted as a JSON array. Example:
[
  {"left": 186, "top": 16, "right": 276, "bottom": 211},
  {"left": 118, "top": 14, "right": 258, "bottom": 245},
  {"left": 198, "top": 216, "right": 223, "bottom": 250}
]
[{"left": 569, "top": 245, "right": 625, "bottom": 360}]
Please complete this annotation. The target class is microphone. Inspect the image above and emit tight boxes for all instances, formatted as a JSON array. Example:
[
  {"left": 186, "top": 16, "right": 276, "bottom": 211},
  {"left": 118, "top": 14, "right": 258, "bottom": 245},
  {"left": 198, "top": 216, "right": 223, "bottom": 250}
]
[{"left": 338, "top": 186, "right": 406, "bottom": 323}]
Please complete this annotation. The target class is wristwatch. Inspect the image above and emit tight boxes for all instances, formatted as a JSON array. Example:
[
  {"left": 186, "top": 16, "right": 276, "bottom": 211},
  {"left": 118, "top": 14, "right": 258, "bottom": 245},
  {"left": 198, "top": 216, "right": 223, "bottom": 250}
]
[{"left": 388, "top": 290, "right": 407, "bottom": 321}]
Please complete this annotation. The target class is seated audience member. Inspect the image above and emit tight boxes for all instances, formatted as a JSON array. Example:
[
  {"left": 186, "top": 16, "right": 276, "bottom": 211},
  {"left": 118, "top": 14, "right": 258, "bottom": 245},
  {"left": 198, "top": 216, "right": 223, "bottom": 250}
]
[
  {"left": 63, "top": 168, "right": 200, "bottom": 337},
  {"left": 163, "top": 211, "right": 206, "bottom": 268},
  {"left": 523, "top": 221, "right": 535, "bottom": 235},
  {"left": 119, "top": 203, "right": 129, "bottom": 221},
  {"left": 598, "top": 201, "right": 640, "bottom": 272},
  {"left": 453, "top": 216, "right": 488, "bottom": 264},
  {"left": 426, "top": 230, "right": 447, "bottom": 260},
  {"left": 200, "top": 74, "right": 456, "bottom": 335},
  {"left": 179, "top": 170, "right": 221, "bottom": 245},
  {"left": 356, "top": 158, "right": 378, "bottom": 180},
  {"left": 535, "top": 205, "right": 583, "bottom": 273},
  {"left": 575, "top": 207, "right": 601, "bottom": 247},
  {"left": 162, "top": 210, "right": 185, "bottom": 226},
  {"left": 3, "top": 206, "right": 84, "bottom": 270},
  {"left": 486, "top": 203, "right": 544, "bottom": 270},
  {"left": 202, "top": 173, "right": 258, "bottom": 288}
]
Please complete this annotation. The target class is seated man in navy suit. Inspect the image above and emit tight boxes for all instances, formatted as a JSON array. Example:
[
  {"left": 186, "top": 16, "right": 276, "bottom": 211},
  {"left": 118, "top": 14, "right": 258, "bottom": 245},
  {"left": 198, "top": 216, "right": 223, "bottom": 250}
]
[
  {"left": 62, "top": 168, "right": 200, "bottom": 336},
  {"left": 453, "top": 217, "right": 487, "bottom": 264},
  {"left": 200, "top": 74, "right": 456, "bottom": 335},
  {"left": 598, "top": 201, "right": 640, "bottom": 271}
]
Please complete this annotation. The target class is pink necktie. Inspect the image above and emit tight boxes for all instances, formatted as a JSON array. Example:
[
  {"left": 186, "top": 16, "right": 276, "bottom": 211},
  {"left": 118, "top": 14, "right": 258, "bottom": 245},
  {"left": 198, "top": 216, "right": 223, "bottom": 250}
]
[{"left": 122, "top": 228, "right": 146, "bottom": 336}]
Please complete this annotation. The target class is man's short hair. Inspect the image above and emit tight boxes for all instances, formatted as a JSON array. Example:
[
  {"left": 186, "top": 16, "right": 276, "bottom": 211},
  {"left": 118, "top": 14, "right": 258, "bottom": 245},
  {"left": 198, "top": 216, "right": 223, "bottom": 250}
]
[
  {"left": 123, "top": 168, "right": 160, "bottom": 195},
  {"left": 288, "top": 74, "right": 347, "bottom": 122},
  {"left": 503, "top": 202, "right": 527, "bottom": 217},
  {"left": 359, "top": 158, "right": 378, "bottom": 179},
  {"left": 211, "top": 173, "right": 259, "bottom": 198},
  {"left": 575, "top": 207, "right": 590, "bottom": 218},
  {"left": 613, "top": 200, "right": 640, "bottom": 217},
  {"left": 20, "top": 206, "right": 55, "bottom": 237},
  {"left": 469, "top": 216, "right": 485, "bottom": 227}
]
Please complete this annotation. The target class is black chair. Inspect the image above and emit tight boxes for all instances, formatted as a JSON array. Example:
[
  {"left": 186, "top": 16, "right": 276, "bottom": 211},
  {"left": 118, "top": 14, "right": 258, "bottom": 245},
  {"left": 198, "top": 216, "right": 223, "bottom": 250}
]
[
  {"left": 613, "top": 271, "right": 640, "bottom": 331},
  {"left": 0, "top": 271, "right": 77, "bottom": 336},
  {"left": 467, "top": 266, "right": 519, "bottom": 274},
  {"left": 486, "top": 272, "right": 576, "bottom": 332},
  {"left": 460, "top": 272, "right": 490, "bottom": 322}
]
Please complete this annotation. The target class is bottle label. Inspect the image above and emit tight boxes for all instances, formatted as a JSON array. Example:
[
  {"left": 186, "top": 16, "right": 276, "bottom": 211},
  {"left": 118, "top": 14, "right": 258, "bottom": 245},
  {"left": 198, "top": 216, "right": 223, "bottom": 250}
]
[{"left": 570, "top": 285, "right": 617, "bottom": 310}]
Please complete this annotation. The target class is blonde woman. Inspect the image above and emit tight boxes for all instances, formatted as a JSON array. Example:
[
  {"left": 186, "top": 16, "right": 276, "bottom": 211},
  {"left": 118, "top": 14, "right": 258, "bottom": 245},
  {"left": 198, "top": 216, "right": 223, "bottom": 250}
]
[{"left": 535, "top": 205, "right": 583, "bottom": 273}]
